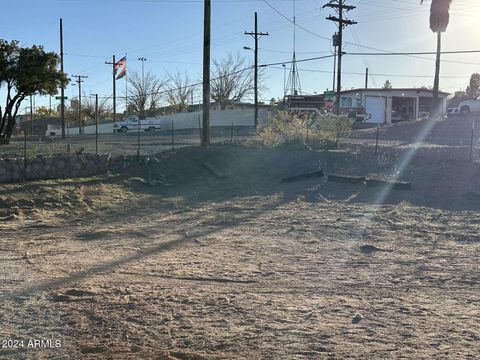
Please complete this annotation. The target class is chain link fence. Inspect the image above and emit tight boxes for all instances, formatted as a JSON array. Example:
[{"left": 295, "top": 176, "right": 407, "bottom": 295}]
[{"left": 3, "top": 121, "right": 257, "bottom": 159}]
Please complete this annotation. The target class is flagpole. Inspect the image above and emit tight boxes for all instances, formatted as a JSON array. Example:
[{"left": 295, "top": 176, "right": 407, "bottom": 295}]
[
  {"left": 125, "top": 53, "right": 128, "bottom": 117},
  {"left": 112, "top": 54, "right": 116, "bottom": 124}
]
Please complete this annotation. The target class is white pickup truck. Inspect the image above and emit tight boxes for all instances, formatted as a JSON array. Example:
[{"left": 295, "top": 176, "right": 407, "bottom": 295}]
[
  {"left": 113, "top": 117, "right": 162, "bottom": 133},
  {"left": 458, "top": 98, "right": 480, "bottom": 114}
]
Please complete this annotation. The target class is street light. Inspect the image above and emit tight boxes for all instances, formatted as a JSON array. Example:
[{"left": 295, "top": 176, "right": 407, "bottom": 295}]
[
  {"left": 138, "top": 57, "right": 147, "bottom": 82},
  {"left": 282, "top": 64, "right": 286, "bottom": 100},
  {"left": 137, "top": 57, "right": 147, "bottom": 158}
]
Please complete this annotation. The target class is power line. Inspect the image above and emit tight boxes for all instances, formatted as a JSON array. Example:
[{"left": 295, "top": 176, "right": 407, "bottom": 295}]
[{"left": 346, "top": 50, "right": 480, "bottom": 56}]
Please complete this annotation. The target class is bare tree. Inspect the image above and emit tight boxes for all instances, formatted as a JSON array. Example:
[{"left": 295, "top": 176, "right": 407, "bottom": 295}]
[
  {"left": 127, "top": 70, "right": 165, "bottom": 119},
  {"left": 166, "top": 71, "right": 193, "bottom": 113},
  {"left": 81, "top": 93, "right": 112, "bottom": 123},
  {"left": 211, "top": 53, "right": 263, "bottom": 110}
]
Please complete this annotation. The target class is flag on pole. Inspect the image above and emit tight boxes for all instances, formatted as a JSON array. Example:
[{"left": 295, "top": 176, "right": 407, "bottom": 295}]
[{"left": 115, "top": 56, "right": 126, "bottom": 80}]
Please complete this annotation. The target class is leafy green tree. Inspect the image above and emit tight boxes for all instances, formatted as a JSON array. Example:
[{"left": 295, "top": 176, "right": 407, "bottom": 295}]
[
  {"left": 36, "top": 106, "right": 58, "bottom": 117},
  {"left": 0, "top": 39, "right": 67, "bottom": 142},
  {"left": 420, "top": 0, "right": 452, "bottom": 118},
  {"left": 466, "top": 73, "right": 480, "bottom": 99}
]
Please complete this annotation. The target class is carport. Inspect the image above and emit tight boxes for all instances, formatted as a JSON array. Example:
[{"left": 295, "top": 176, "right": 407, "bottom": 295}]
[
  {"left": 339, "top": 88, "right": 449, "bottom": 124},
  {"left": 392, "top": 96, "right": 416, "bottom": 122}
]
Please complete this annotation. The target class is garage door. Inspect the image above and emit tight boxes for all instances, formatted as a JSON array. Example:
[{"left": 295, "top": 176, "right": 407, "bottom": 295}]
[{"left": 365, "top": 96, "right": 386, "bottom": 124}]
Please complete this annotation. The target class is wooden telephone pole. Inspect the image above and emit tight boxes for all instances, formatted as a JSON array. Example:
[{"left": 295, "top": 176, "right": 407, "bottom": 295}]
[
  {"left": 323, "top": 0, "right": 357, "bottom": 114},
  {"left": 105, "top": 55, "right": 117, "bottom": 124},
  {"left": 202, "top": 0, "right": 211, "bottom": 146},
  {"left": 72, "top": 75, "right": 88, "bottom": 135},
  {"left": 60, "top": 18, "right": 66, "bottom": 139},
  {"left": 245, "top": 12, "right": 268, "bottom": 129}
]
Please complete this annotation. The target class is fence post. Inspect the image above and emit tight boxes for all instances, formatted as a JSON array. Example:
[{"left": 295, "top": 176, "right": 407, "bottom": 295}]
[
  {"left": 23, "top": 125, "right": 27, "bottom": 181},
  {"left": 137, "top": 118, "right": 141, "bottom": 159},
  {"left": 198, "top": 114, "right": 202, "bottom": 144},
  {"left": 171, "top": 119, "right": 175, "bottom": 151},
  {"left": 306, "top": 119, "right": 309, "bottom": 145},
  {"left": 95, "top": 93, "right": 99, "bottom": 155},
  {"left": 470, "top": 118, "right": 475, "bottom": 163}
]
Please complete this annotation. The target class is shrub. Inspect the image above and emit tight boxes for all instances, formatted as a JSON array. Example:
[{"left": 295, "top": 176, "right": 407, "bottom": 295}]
[{"left": 258, "top": 111, "right": 352, "bottom": 148}]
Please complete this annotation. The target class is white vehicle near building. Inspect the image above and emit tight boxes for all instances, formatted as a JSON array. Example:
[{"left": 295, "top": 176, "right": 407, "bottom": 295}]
[
  {"left": 113, "top": 117, "right": 162, "bottom": 133},
  {"left": 458, "top": 98, "right": 480, "bottom": 114},
  {"left": 447, "top": 107, "right": 460, "bottom": 117}
]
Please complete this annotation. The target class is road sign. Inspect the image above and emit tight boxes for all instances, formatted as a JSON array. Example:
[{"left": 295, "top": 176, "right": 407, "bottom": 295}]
[
  {"left": 324, "top": 91, "right": 335, "bottom": 98},
  {"left": 55, "top": 96, "right": 68, "bottom": 100}
]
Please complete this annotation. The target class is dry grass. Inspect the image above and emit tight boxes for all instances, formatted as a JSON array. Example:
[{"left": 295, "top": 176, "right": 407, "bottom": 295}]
[
  {"left": 0, "top": 144, "right": 479, "bottom": 359},
  {"left": 257, "top": 111, "right": 352, "bottom": 148}
]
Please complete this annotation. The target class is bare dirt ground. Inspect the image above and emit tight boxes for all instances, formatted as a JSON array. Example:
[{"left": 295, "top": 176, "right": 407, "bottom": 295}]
[{"left": 0, "top": 136, "right": 479, "bottom": 359}]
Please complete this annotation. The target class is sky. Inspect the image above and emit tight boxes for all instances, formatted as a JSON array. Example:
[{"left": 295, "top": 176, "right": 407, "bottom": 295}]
[{"left": 2, "top": 0, "right": 480, "bottom": 112}]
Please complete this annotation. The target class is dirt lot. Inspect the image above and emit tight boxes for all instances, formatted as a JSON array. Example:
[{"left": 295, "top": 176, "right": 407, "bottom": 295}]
[{"left": 0, "top": 137, "right": 479, "bottom": 359}]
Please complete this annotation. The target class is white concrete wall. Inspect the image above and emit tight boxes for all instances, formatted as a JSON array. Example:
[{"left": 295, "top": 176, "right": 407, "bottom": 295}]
[{"left": 47, "top": 109, "right": 269, "bottom": 136}]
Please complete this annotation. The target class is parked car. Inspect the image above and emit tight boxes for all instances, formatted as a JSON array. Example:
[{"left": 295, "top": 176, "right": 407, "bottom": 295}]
[
  {"left": 458, "top": 98, "right": 480, "bottom": 114},
  {"left": 447, "top": 107, "right": 460, "bottom": 118},
  {"left": 113, "top": 117, "right": 162, "bottom": 133}
]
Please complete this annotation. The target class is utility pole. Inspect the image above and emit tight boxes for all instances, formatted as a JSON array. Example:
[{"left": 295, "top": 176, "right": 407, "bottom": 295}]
[
  {"left": 60, "top": 18, "right": 66, "bottom": 139},
  {"left": 365, "top": 67, "right": 369, "bottom": 89},
  {"left": 202, "top": 0, "right": 211, "bottom": 146},
  {"left": 245, "top": 12, "right": 268, "bottom": 129},
  {"left": 105, "top": 55, "right": 116, "bottom": 124},
  {"left": 324, "top": 0, "right": 357, "bottom": 114},
  {"left": 72, "top": 75, "right": 88, "bottom": 135}
]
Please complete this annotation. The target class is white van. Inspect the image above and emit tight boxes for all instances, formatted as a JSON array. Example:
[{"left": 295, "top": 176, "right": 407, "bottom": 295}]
[{"left": 113, "top": 117, "right": 162, "bottom": 133}]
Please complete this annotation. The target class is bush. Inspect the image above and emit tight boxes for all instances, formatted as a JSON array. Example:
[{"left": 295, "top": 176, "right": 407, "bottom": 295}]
[{"left": 258, "top": 111, "right": 352, "bottom": 148}]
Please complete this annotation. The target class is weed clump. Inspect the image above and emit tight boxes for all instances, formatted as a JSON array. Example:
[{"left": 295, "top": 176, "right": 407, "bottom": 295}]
[{"left": 258, "top": 111, "right": 352, "bottom": 149}]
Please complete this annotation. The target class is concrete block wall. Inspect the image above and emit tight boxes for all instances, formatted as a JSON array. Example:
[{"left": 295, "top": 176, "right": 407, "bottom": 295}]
[{"left": 0, "top": 154, "right": 150, "bottom": 183}]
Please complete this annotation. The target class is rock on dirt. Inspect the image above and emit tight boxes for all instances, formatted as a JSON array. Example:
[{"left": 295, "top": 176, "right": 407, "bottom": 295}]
[
  {"left": 352, "top": 313, "right": 364, "bottom": 324},
  {"left": 359, "top": 245, "right": 386, "bottom": 254}
]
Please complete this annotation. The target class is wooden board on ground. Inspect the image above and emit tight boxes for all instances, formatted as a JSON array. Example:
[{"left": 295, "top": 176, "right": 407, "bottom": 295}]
[
  {"left": 366, "top": 178, "right": 412, "bottom": 190},
  {"left": 328, "top": 174, "right": 366, "bottom": 184},
  {"left": 281, "top": 169, "right": 324, "bottom": 183},
  {"left": 203, "top": 162, "right": 227, "bottom": 179}
]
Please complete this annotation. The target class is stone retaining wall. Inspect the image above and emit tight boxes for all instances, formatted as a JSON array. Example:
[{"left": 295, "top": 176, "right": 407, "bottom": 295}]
[{"left": 0, "top": 154, "right": 150, "bottom": 183}]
